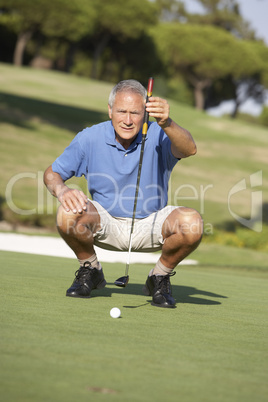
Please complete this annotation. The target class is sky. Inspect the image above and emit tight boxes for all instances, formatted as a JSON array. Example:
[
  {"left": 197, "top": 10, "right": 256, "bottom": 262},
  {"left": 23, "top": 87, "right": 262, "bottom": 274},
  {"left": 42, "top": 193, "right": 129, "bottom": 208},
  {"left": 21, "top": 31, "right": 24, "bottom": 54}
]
[
  {"left": 238, "top": 0, "right": 268, "bottom": 45},
  {"left": 186, "top": 0, "right": 268, "bottom": 45}
]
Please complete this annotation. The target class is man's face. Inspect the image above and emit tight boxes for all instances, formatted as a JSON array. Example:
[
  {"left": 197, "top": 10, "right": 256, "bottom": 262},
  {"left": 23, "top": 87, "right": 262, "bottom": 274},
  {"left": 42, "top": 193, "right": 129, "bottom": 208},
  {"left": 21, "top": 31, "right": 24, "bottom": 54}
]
[{"left": 108, "top": 91, "right": 145, "bottom": 148}]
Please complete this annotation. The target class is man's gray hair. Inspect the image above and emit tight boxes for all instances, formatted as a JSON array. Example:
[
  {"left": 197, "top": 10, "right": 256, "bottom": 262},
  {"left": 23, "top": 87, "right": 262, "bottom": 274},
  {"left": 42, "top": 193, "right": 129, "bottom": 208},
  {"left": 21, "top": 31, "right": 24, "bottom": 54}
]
[{"left": 108, "top": 79, "right": 147, "bottom": 108}]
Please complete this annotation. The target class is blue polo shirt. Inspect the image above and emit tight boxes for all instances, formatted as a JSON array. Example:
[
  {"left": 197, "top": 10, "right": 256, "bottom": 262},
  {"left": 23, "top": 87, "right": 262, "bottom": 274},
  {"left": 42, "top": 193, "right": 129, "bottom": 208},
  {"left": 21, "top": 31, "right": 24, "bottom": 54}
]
[{"left": 52, "top": 120, "right": 179, "bottom": 218}]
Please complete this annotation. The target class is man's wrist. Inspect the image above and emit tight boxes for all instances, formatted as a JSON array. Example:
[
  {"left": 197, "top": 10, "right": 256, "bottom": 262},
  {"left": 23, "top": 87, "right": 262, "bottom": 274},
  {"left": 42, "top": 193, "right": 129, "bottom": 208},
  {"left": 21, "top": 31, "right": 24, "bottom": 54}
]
[
  {"left": 160, "top": 117, "right": 172, "bottom": 129},
  {"left": 55, "top": 184, "right": 69, "bottom": 199}
]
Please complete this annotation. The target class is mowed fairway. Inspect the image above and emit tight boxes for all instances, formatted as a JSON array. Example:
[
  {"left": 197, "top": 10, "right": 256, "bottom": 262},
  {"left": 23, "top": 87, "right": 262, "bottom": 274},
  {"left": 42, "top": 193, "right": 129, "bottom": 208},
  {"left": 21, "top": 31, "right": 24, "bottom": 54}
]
[
  {"left": 1, "top": 250, "right": 267, "bottom": 402},
  {"left": 0, "top": 63, "right": 268, "bottom": 401}
]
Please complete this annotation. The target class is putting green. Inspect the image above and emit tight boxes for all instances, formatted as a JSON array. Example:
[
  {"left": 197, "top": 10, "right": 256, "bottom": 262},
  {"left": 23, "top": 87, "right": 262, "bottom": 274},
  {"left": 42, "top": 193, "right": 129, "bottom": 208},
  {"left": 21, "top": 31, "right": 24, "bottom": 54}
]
[{"left": 1, "top": 250, "right": 267, "bottom": 402}]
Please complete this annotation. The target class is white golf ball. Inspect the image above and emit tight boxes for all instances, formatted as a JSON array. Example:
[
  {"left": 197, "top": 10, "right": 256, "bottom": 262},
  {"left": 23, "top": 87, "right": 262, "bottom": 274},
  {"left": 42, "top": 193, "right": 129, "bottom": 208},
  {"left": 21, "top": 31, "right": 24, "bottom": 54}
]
[{"left": 110, "top": 307, "right": 121, "bottom": 318}]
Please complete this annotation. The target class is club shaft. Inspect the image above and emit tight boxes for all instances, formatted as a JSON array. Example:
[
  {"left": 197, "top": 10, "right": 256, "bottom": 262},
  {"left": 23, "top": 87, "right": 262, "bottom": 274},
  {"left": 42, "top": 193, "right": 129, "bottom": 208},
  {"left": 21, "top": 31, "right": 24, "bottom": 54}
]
[{"left": 125, "top": 78, "right": 154, "bottom": 276}]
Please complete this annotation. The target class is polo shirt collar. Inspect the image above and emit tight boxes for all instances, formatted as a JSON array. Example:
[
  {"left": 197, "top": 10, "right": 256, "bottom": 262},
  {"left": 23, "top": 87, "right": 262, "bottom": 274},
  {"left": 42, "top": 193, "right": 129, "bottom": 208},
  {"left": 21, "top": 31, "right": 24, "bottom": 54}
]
[{"left": 105, "top": 121, "right": 146, "bottom": 151}]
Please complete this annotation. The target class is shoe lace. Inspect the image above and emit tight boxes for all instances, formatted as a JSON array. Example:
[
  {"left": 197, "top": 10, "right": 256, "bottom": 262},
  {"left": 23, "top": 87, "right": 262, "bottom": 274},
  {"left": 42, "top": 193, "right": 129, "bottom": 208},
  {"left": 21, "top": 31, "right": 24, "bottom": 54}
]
[
  {"left": 74, "top": 262, "right": 92, "bottom": 284},
  {"left": 158, "top": 272, "right": 176, "bottom": 293}
]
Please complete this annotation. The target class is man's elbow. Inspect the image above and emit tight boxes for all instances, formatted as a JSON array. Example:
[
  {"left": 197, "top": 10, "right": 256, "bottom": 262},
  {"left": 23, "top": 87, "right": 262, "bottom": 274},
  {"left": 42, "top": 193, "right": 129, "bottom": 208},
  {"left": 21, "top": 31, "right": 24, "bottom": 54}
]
[
  {"left": 190, "top": 143, "right": 197, "bottom": 156},
  {"left": 185, "top": 143, "right": 197, "bottom": 157},
  {"left": 43, "top": 165, "right": 52, "bottom": 186}
]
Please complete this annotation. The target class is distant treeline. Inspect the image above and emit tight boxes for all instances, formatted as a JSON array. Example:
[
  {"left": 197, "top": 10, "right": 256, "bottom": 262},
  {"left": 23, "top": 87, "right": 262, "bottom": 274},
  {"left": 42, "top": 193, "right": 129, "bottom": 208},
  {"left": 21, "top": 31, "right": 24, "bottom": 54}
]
[{"left": 1, "top": 0, "right": 268, "bottom": 115}]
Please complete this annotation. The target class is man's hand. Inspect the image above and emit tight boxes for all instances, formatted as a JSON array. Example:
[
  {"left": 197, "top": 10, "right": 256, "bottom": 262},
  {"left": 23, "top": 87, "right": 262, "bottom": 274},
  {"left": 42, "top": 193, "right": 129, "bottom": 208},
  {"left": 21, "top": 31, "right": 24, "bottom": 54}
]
[
  {"left": 145, "top": 97, "right": 171, "bottom": 129},
  {"left": 43, "top": 165, "right": 88, "bottom": 214},
  {"left": 57, "top": 187, "right": 88, "bottom": 214}
]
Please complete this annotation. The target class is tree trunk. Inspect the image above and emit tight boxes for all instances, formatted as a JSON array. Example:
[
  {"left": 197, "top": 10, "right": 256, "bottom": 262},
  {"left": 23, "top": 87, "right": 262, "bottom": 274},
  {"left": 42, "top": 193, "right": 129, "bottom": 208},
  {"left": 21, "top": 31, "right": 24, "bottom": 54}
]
[
  {"left": 13, "top": 31, "right": 33, "bottom": 66},
  {"left": 194, "top": 83, "right": 205, "bottom": 110},
  {"left": 65, "top": 43, "right": 76, "bottom": 72},
  {"left": 231, "top": 99, "right": 240, "bottom": 118},
  {"left": 91, "top": 33, "right": 111, "bottom": 79},
  {"left": 185, "top": 72, "right": 211, "bottom": 110}
]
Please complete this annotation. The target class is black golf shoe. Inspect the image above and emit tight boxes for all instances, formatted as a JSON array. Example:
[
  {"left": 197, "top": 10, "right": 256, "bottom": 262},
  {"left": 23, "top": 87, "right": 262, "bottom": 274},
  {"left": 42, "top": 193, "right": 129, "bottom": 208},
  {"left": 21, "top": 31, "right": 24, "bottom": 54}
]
[
  {"left": 66, "top": 262, "right": 106, "bottom": 298},
  {"left": 143, "top": 272, "right": 176, "bottom": 308}
]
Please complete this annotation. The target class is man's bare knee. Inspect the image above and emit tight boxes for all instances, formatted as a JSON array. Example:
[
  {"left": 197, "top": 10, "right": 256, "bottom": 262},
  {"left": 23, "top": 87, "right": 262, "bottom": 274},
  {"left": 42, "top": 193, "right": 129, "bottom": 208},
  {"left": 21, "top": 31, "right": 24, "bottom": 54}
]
[
  {"left": 179, "top": 208, "right": 203, "bottom": 244},
  {"left": 57, "top": 203, "right": 100, "bottom": 235},
  {"left": 57, "top": 205, "right": 80, "bottom": 234},
  {"left": 163, "top": 207, "right": 203, "bottom": 244}
]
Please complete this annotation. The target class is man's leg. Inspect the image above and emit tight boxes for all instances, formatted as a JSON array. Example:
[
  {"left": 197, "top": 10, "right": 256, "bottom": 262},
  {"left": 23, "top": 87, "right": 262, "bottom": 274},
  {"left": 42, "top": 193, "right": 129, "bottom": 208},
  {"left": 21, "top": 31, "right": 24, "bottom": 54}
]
[
  {"left": 160, "top": 207, "right": 203, "bottom": 268},
  {"left": 57, "top": 202, "right": 106, "bottom": 298},
  {"left": 57, "top": 201, "right": 101, "bottom": 260},
  {"left": 144, "top": 207, "right": 203, "bottom": 308}
]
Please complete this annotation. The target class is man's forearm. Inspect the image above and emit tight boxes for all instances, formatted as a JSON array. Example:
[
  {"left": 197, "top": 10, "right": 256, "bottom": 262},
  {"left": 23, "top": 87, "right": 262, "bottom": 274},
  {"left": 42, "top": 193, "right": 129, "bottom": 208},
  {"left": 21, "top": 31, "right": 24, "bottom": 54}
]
[
  {"left": 44, "top": 165, "right": 88, "bottom": 213},
  {"left": 163, "top": 119, "right": 197, "bottom": 159},
  {"left": 43, "top": 165, "right": 68, "bottom": 199},
  {"left": 145, "top": 96, "right": 196, "bottom": 159}
]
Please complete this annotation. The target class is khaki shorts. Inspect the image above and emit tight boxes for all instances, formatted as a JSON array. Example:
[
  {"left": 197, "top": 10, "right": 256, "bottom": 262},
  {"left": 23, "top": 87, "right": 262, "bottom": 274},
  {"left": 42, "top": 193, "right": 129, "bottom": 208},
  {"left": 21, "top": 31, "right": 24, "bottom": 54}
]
[{"left": 90, "top": 200, "right": 178, "bottom": 252}]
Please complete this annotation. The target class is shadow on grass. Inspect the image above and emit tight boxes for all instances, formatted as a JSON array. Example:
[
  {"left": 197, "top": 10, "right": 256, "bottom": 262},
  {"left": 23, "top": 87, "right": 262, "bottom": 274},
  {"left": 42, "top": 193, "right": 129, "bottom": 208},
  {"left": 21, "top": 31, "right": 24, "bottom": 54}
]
[
  {"left": 173, "top": 285, "right": 227, "bottom": 305},
  {"left": 0, "top": 92, "right": 108, "bottom": 132},
  {"left": 94, "top": 283, "right": 227, "bottom": 306}
]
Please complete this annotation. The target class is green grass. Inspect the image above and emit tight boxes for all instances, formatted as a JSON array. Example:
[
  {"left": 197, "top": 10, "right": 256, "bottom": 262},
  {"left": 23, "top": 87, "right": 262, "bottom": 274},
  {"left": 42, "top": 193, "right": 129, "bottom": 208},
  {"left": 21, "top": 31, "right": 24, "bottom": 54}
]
[
  {"left": 0, "top": 62, "right": 267, "bottom": 231},
  {"left": 1, "top": 63, "right": 268, "bottom": 401},
  {"left": 192, "top": 243, "right": 268, "bottom": 271},
  {"left": 1, "top": 250, "right": 267, "bottom": 402}
]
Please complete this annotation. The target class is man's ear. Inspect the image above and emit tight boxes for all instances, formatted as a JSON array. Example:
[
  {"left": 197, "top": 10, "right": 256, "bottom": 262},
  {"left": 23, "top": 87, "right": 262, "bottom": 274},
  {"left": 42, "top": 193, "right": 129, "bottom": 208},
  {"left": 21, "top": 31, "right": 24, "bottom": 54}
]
[{"left": 108, "top": 104, "right": 112, "bottom": 119}]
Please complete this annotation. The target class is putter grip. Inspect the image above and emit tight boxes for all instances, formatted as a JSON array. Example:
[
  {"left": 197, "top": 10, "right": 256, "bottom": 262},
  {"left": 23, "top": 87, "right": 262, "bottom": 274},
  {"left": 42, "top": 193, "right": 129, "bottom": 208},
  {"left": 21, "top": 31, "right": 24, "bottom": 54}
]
[
  {"left": 147, "top": 77, "right": 154, "bottom": 97},
  {"left": 142, "top": 77, "right": 154, "bottom": 135}
]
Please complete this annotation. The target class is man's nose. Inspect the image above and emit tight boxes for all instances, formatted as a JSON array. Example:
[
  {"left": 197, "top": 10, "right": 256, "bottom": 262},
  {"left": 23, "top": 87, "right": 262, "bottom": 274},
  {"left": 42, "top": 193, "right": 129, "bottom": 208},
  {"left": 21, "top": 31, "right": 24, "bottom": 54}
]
[{"left": 124, "top": 113, "right": 133, "bottom": 125}]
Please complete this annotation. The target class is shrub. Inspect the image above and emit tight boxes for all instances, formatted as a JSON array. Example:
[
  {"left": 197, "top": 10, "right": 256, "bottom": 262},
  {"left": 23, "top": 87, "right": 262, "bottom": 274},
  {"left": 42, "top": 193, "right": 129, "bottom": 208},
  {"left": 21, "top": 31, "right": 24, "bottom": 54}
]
[
  {"left": 203, "top": 224, "right": 268, "bottom": 252},
  {"left": 259, "top": 106, "right": 268, "bottom": 127}
]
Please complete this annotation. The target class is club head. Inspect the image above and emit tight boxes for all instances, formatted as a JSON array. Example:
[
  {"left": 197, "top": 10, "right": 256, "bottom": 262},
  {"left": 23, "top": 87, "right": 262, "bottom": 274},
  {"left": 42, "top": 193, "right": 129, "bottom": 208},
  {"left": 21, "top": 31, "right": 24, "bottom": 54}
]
[{"left": 114, "top": 275, "right": 129, "bottom": 287}]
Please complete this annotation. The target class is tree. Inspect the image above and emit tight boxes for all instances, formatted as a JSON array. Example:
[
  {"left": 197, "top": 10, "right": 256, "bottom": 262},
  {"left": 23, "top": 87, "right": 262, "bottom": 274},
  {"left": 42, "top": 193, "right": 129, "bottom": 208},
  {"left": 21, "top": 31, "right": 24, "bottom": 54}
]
[
  {"left": 251, "top": 41, "right": 268, "bottom": 89},
  {"left": 230, "top": 40, "right": 268, "bottom": 117},
  {"left": 152, "top": 0, "right": 187, "bottom": 21},
  {"left": 102, "top": 33, "right": 164, "bottom": 84},
  {"left": 0, "top": 0, "right": 97, "bottom": 66},
  {"left": 208, "top": 40, "right": 268, "bottom": 117},
  {"left": 179, "top": 0, "right": 266, "bottom": 115},
  {"left": 88, "top": 0, "right": 158, "bottom": 79},
  {"left": 184, "top": 0, "right": 256, "bottom": 40},
  {"left": 149, "top": 23, "right": 262, "bottom": 110}
]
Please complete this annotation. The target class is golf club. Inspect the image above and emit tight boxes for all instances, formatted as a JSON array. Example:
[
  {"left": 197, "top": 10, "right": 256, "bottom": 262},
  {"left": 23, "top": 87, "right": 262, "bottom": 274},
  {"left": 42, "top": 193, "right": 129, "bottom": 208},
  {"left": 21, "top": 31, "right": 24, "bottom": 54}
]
[{"left": 114, "top": 77, "right": 154, "bottom": 287}]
